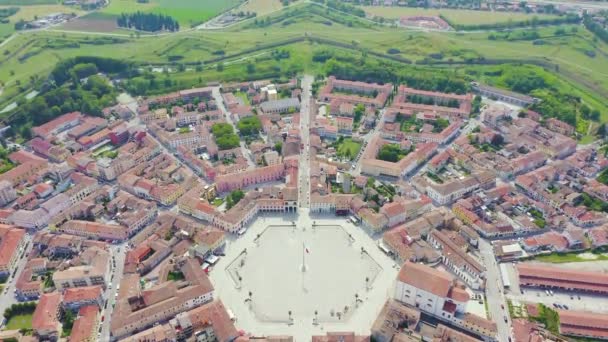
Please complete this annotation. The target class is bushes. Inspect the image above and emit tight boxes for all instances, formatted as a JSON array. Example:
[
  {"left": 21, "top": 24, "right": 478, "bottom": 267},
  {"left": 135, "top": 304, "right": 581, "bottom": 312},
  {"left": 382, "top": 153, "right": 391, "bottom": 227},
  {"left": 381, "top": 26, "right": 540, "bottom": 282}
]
[
  {"left": 442, "top": 13, "right": 579, "bottom": 31},
  {"left": 237, "top": 116, "right": 262, "bottom": 136},
  {"left": 226, "top": 190, "right": 245, "bottom": 209},
  {"left": 3, "top": 302, "right": 36, "bottom": 320},
  {"left": 584, "top": 15, "right": 608, "bottom": 44},
  {"left": 530, "top": 304, "right": 560, "bottom": 334},
  {"left": 212, "top": 123, "right": 240, "bottom": 150}
]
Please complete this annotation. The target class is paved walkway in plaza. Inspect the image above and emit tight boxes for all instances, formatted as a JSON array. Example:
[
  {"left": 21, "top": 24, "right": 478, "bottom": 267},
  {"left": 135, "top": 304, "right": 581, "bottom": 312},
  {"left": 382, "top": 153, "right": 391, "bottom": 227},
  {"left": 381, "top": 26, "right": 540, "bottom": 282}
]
[{"left": 210, "top": 209, "right": 399, "bottom": 341}]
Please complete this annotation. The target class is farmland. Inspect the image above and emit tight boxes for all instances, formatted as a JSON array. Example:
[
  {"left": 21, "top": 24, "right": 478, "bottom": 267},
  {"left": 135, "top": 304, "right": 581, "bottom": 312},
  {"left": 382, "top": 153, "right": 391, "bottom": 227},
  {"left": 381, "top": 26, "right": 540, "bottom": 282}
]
[
  {"left": 237, "top": 0, "right": 290, "bottom": 16},
  {"left": 99, "top": 0, "right": 243, "bottom": 28},
  {"left": 1, "top": 4, "right": 83, "bottom": 21},
  {"left": 0, "top": 3, "right": 84, "bottom": 37},
  {"left": 362, "top": 6, "right": 560, "bottom": 25}
]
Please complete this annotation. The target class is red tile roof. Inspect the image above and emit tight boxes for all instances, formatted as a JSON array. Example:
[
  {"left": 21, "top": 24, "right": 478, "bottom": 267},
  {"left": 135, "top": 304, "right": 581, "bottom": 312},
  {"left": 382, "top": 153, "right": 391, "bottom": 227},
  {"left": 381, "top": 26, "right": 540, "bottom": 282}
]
[
  {"left": 397, "top": 262, "right": 452, "bottom": 297},
  {"left": 558, "top": 310, "right": 608, "bottom": 339},
  {"left": 63, "top": 286, "right": 103, "bottom": 304},
  {"left": 0, "top": 225, "right": 24, "bottom": 268},
  {"left": 518, "top": 263, "right": 608, "bottom": 293},
  {"left": 32, "top": 292, "right": 62, "bottom": 333},
  {"left": 69, "top": 305, "right": 99, "bottom": 342}
]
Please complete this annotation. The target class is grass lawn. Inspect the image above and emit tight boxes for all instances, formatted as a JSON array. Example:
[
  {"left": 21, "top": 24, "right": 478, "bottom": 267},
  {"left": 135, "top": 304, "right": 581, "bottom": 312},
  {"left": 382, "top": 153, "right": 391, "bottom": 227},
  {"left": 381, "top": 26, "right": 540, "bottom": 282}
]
[
  {"left": 0, "top": 0, "right": 57, "bottom": 4},
  {"left": 533, "top": 251, "right": 608, "bottom": 263},
  {"left": 212, "top": 198, "right": 224, "bottom": 206},
  {"left": 337, "top": 138, "right": 361, "bottom": 160},
  {"left": 100, "top": 0, "right": 242, "bottom": 28},
  {"left": 362, "top": 6, "right": 559, "bottom": 25},
  {"left": 5, "top": 313, "right": 33, "bottom": 330},
  {"left": 234, "top": 91, "right": 250, "bottom": 105}
]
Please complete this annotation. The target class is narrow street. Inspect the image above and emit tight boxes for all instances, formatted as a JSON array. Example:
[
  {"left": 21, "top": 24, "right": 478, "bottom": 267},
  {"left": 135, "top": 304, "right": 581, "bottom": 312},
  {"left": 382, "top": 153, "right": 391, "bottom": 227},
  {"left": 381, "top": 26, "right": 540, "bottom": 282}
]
[
  {"left": 0, "top": 233, "right": 34, "bottom": 320},
  {"left": 479, "top": 239, "right": 512, "bottom": 342},
  {"left": 100, "top": 243, "right": 128, "bottom": 341},
  {"left": 298, "top": 75, "right": 314, "bottom": 209}
]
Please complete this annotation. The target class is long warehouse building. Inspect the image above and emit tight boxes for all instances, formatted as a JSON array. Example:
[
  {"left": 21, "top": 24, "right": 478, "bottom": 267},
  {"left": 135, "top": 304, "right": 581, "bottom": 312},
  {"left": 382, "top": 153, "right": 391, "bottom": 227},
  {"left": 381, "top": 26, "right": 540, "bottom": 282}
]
[{"left": 517, "top": 263, "right": 608, "bottom": 294}]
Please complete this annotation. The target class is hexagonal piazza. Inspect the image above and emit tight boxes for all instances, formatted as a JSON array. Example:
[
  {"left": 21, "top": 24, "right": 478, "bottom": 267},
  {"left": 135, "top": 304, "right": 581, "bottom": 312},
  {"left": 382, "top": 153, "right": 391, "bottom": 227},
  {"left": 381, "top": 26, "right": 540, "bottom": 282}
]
[{"left": 226, "top": 225, "right": 382, "bottom": 323}]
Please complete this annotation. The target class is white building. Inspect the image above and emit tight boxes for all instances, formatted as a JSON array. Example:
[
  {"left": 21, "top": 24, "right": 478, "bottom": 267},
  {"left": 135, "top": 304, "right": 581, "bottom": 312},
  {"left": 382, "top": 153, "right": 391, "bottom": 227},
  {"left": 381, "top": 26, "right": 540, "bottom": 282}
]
[{"left": 394, "top": 262, "right": 469, "bottom": 321}]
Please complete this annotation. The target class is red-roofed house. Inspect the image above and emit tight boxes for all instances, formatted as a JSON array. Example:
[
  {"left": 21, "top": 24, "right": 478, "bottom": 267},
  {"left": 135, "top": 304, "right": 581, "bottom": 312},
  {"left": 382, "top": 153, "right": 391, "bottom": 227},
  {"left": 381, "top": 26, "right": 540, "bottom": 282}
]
[
  {"left": 32, "top": 111, "right": 83, "bottom": 140},
  {"left": 69, "top": 305, "right": 99, "bottom": 342},
  {"left": 32, "top": 292, "right": 62, "bottom": 340},
  {"left": 63, "top": 286, "right": 104, "bottom": 311},
  {"left": 0, "top": 225, "right": 26, "bottom": 276}
]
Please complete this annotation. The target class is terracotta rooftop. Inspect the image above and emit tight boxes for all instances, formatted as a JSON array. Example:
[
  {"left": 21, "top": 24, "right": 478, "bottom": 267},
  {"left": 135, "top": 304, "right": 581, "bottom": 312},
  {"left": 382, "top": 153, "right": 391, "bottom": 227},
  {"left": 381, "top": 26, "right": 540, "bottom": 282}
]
[{"left": 397, "top": 262, "right": 453, "bottom": 297}]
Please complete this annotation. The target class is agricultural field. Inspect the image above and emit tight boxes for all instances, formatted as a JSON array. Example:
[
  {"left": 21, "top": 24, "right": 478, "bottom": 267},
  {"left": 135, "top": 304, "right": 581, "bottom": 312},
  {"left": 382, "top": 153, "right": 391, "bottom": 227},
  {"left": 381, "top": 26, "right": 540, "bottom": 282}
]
[
  {"left": 0, "top": 2, "right": 606, "bottom": 139},
  {"left": 362, "top": 6, "right": 560, "bottom": 25},
  {"left": 0, "top": 3, "right": 84, "bottom": 37},
  {"left": 0, "top": 0, "right": 57, "bottom": 4},
  {"left": 99, "top": 0, "right": 243, "bottom": 28},
  {"left": 1, "top": 4, "right": 83, "bottom": 21},
  {"left": 59, "top": 12, "right": 128, "bottom": 33},
  {"left": 237, "top": 0, "right": 290, "bottom": 16}
]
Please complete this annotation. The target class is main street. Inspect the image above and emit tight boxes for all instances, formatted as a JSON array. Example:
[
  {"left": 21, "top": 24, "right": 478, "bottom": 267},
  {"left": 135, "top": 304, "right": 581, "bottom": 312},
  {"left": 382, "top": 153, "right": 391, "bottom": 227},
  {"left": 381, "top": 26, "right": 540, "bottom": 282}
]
[
  {"left": 298, "top": 75, "right": 314, "bottom": 209},
  {"left": 479, "top": 239, "right": 512, "bottom": 342}
]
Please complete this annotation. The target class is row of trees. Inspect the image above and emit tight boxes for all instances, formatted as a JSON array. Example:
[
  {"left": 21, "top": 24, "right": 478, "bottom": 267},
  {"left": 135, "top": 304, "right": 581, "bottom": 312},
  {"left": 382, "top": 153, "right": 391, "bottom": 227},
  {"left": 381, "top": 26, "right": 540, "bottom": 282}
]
[
  {"left": 3, "top": 302, "right": 36, "bottom": 320},
  {"left": 584, "top": 15, "right": 608, "bottom": 44},
  {"left": 117, "top": 12, "right": 179, "bottom": 32},
  {"left": 321, "top": 53, "right": 469, "bottom": 94},
  {"left": 441, "top": 13, "right": 579, "bottom": 31},
  {"left": 7, "top": 57, "right": 127, "bottom": 139}
]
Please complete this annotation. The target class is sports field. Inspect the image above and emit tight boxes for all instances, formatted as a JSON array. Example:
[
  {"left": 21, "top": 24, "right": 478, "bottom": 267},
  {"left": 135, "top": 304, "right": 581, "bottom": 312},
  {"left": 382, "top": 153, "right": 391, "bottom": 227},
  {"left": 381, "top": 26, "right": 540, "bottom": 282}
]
[
  {"left": 362, "top": 6, "right": 560, "bottom": 25},
  {"left": 100, "top": 0, "right": 242, "bottom": 28}
]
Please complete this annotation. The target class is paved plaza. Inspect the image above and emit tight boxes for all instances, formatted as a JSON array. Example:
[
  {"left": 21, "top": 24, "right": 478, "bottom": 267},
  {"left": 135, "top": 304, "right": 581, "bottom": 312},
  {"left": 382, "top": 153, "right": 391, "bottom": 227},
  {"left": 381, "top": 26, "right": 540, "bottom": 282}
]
[
  {"left": 228, "top": 224, "right": 382, "bottom": 323},
  {"left": 210, "top": 209, "right": 399, "bottom": 340}
]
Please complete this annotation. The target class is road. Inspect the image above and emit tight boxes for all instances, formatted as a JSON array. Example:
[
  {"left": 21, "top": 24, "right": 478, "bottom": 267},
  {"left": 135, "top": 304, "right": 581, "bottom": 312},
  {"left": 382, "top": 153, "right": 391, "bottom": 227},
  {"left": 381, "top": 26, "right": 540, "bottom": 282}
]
[
  {"left": 479, "top": 239, "right": 512, "bottom": 342},
  {"left": 298, "top": 75, "right": 314, "bottom": 208},
  {"left": 0, "top": 233, "right": 34, "bottom": 321},
  {"left": 100, "top": 243, "right": 128, "bottom": 341}
]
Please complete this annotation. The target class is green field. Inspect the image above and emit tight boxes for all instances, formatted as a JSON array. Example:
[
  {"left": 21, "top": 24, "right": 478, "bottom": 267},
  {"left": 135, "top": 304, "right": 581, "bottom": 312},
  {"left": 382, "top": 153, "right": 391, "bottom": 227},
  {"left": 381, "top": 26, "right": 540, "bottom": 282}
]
[
  {"left": 100, "top": 0, "right": 242, "bottom": 28},
  {"left": 362, "top": 6, "right": 560, "bottom": 25},
  {"left": 0, "top": 3, "right": 84, "bottom": 37},
  {"left": 4, "top": 313, "right": 33, "bottom": 330},
  {"left": 0, "top": 2, "right": 606, "bottom": 140},
  {"left": 0, "top": 0, "right": 57, "bottom": 4},
  {"left": 337, "top": 138, "right": 362, "bottom": 160},
  {"left": 238, "top": 0, "right": 288, "bottom": 16}
]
